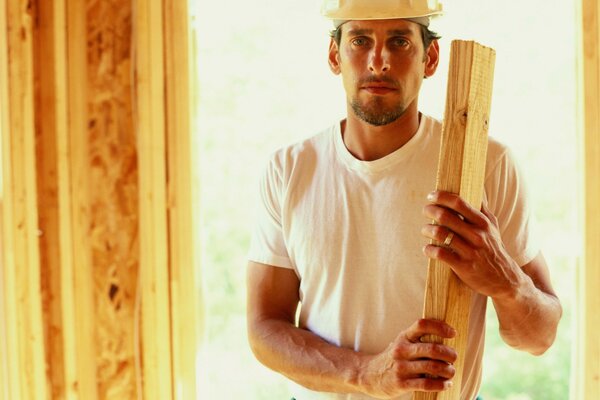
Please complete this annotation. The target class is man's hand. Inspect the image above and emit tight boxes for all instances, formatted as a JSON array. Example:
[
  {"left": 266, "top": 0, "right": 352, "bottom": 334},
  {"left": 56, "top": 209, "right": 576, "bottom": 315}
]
[
  {"left": 420, "top": 190, "right": 524, "bottom": 299},
  {"left": 360, "top": 319, "right": 457, "bottom": 399},
  {"left": 420, "top": 190, "right": 562, "bottom": 355}
]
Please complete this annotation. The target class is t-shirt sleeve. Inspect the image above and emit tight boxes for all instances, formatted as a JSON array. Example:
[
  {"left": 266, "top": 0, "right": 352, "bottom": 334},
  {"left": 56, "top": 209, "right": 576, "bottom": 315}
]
[
  {"left": 484, "top": 145, "right": 540, "bottom": 267},
  {"left": 247, "top": 155, "right": 295, "bottom": 269}
]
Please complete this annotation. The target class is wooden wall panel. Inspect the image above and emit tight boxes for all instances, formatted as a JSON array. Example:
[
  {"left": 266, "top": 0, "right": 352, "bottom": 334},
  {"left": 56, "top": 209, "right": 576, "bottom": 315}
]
[
  {"left": 0, "top": 1, "right": 48, "bottom": 399},
  {"left": 0, "top": 1, "right": 198, "bottom": 398},
  {"left": 86, "top": 0, "right": 139, "bottom": 398},
  {"left": 578, "top": 0, "right": 600, "bottom": 398}
]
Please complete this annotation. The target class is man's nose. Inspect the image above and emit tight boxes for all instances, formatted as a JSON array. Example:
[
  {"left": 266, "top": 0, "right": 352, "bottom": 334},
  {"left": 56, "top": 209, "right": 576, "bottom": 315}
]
[{"left": 368, "top": 46, "right": 390, "bottom": 73}]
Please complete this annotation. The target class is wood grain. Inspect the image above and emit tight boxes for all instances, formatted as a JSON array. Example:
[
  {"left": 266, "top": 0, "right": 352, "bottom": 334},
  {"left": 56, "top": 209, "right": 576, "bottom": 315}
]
[
  {"left": 134, "top": 1, "right": 174, "bottom": 398},
  {"left": 413, "top": 40, "right": 495, "bottom": 400},
  {"left": 0, "top": 1, "right": 48, "bottom": 398},
  {"left": 578, "top": 0, "right": 600, "bottom": 398},
  {"left": 164, "top": 0, "right": 200, "bottom": 399}
]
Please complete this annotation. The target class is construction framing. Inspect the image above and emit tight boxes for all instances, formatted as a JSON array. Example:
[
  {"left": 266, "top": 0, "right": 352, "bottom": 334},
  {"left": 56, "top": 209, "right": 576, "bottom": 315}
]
[
  {"left": 577, "top": 0, "right": 600, "bottom": 399},
  {"left": 0, "top": 0, "right": 199, "bottom": 398}
]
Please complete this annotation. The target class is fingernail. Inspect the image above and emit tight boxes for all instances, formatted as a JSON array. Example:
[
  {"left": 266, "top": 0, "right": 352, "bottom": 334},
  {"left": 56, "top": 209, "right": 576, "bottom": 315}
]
[
  {"left": 445, "top": 381, "right": 453, "bottom": 389},
  {"left": 427, "top": 191, "right": 435, "bottom": 200}
]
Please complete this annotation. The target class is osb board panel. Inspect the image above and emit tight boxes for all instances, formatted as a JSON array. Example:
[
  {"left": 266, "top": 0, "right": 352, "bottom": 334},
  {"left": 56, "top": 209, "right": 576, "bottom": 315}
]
[{"left": 86, "top": 1, "right": 139, "bottom": 398}]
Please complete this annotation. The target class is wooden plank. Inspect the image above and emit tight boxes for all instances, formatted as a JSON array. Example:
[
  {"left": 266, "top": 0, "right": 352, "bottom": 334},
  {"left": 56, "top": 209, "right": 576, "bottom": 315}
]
[
  {"left": 135, "top": 1, "right": 174, "bottom": 398},
  {"left": 0, "top": 3, "right": 10, "bottom": 399},
  {"left": 0, "top": 198, "right": 7, "bottom": 400},
  {"left": 163, "top": 0, "right": 199, "bottom": 398},
  {"left": 35, "top": 1, "right": 66, "bottom": 397},
  {"left": 413, "top": 40, "right": 495, "bottom": 400},
  {"left": 0, "top": 1, "right": 48, "bottom": 399},
  {"left": 578, "top": 0, "right": 600, "bottom": 398},
  {"left": 0, "top": 198, "right": 6, "bottom": 400},
  {"left": 62, "top": 0, "right": 100, "bottom": 398}
]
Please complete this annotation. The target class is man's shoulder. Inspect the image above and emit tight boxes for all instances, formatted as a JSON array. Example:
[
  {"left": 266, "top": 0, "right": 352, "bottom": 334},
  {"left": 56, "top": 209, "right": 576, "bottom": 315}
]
[{"left": 266, "top": 122, "right": 339, "bottom": 169}]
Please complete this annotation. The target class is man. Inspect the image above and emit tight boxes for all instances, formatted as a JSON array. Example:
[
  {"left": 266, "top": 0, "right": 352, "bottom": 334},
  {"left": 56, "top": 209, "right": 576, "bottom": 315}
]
[{"left": 246, "top": 1, "right": 562, "bottom": 399}]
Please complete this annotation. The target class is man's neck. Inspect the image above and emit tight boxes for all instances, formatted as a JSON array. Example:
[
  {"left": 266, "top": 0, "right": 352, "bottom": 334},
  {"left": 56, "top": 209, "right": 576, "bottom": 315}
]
[{"left": 341, "top": 106, "right": 421, "bottom": 162}]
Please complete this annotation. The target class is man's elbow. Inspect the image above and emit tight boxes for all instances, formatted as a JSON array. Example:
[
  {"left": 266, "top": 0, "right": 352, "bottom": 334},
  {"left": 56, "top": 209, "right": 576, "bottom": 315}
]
[{"left": 501, "top": 301, "right": 562, "bottom": 356}]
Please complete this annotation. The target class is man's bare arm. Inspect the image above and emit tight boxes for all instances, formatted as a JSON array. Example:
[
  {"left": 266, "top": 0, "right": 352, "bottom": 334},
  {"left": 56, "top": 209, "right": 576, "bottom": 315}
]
[
  {"left": 489, "top": 253, "right": 561, "bottom": 355},
  {"left": 422, "top": 191, "right": 562, "bottom": 355},
  {"left": 247, "top": 261, "right": 458, "bottom": 399}
]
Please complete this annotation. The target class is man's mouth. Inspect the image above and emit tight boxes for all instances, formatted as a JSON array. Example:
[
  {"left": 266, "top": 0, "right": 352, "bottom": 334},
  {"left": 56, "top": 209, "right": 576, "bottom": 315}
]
[
  {"left": 361, "top": 84, "right": 397, "bottom": 95},
  {"left": 360, "top": 79, "right": 398, "bottom": 95}
]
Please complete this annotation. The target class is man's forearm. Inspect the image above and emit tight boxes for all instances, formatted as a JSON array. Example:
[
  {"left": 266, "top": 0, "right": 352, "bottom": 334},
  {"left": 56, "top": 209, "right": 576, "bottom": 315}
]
[
  {"left": 491, "top": 271, "right": 562, "bottom": 355},
  {"left": 248, "top": 318, "right": 365, "bottom": 394}
]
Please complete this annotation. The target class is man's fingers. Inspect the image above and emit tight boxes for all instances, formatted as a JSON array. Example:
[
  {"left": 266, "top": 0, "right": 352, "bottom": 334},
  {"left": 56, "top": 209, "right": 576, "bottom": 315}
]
[
  {"left": 404, "top": 319, "right": 457, "bottom": 342},
  {"left": 422, "top": 203, "right": 489, "bottom": 248},
  {"left": 426, "top": 191, "right": 488, "bottom": 228},
  {"left": 402, "top": 359, "right": 456, "bottom": 379},
  {"left": 395, "top": 342, "right": 458, "bottom": 364},
  {"left": 420, "top": 224, "right": 471, "bottom": 258}
]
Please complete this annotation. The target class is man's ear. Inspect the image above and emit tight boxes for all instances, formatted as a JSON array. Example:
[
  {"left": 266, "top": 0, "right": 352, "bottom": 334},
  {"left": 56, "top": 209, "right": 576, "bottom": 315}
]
[
  {"left": 328, "top": 38, "right": 341, "bottom": 75},
  {"left": 424, "top": 39, "right": 440, "bottom": 78}
]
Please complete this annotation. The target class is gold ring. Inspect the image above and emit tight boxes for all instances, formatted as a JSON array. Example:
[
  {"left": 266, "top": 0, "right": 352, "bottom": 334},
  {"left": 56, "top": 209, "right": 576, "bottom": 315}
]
[{"left": 443, "top": 231, "right": 454, "bottom": 247}]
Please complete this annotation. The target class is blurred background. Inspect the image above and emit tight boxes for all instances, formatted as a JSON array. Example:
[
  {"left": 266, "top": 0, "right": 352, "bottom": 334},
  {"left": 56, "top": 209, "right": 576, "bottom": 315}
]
[{"left": 191, "top": 0, "right": 577, "bottom": 398}]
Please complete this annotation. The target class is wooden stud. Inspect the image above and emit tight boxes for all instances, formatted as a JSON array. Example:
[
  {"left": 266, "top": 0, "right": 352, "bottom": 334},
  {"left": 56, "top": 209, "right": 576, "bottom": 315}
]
[
  {"left": 0, "top": 1, "right": 48, "bottom": 399},
  {"left": 413, "top": 40, "right": 495, "bottom": 400},
  {"left": 578, "top": 0, "right": 600, "bottom": 398},
  {"left": 0, "top": 200, "right": 7, "bottom": 400},
  {"left": 63, "top": 0, "right": 100, "bottom": 398},
  {"left": 135, "top": 1, "right": 174, "bottom": 398},
  {"left": 0, "top": 3, "right": 9, "bottom": 399},
  {"left": 164, "top": 0, "right": 200, "bottom": 398},
  {"left": 36, "top": 1, "right": 66, "bottom": 397}
]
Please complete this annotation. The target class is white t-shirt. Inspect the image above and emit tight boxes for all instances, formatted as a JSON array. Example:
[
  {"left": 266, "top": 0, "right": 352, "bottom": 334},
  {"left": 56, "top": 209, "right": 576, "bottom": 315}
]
[{"left": 248, "top": 115, "right": 539, "bottom": 400}]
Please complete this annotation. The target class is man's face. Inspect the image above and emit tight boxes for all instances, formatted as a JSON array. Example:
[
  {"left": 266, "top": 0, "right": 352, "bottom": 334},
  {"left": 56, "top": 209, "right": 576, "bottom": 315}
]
[{"left": 328, "top": 19, "right": 439, "bottom": 126}]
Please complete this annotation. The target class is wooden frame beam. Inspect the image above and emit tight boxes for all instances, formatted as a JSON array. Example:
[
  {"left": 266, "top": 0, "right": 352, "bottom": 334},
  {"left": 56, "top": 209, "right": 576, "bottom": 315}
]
[
  {"left": 1, "top": 1, "right": 198, "bottom": 397},
  {"left": 164, "top": 0, "right": 200, "bottom": 398},
  {"left": 413, "top": 40, "right": 495, "bottom": 400},
  {"left": 0, "top": 1, "right": 48, "bottom": 398},
  {"left": 577, "top": 0, "right": 600, "bottom": 398}
]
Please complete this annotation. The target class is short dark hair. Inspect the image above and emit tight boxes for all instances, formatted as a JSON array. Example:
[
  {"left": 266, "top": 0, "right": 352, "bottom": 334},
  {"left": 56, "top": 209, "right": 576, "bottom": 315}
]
[{"left": 330, "top": 23, "right": 441, "bottom": 52}]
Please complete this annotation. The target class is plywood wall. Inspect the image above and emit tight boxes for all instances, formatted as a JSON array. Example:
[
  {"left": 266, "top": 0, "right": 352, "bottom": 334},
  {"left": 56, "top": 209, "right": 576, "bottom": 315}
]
[
  {"left": 0, "top": 0, "right": 198, "bottom": 399},
  {"left": 86, "top": 1, "right": 140, "bottom": 397}
]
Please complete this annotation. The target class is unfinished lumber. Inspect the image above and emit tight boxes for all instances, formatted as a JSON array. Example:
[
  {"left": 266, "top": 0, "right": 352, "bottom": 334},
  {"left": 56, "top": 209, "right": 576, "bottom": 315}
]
[
  {"left": 135, "top": 0, "right": 174, "bottom": 398},
  {"left": 164, "top": 0, "right": 201, "bottom": 399},
  {"left": 0, "top": 200, "right": 5, "bottom": 400},
  {"left": 36, "top": 0, "right": 66, "bottom": 396},
  {"left": 0, "top": 6, "right": 8, "bottom": 399},
  {"left": 413, "top": 40, "right": 495, "bottom": 400},
  {"left": 60, "top": 1, "right": 100, "bottom": 398},
  {"left": 0, "top": 1, "right": 48, "bottom": 399},
  {"left": 577, "top": 0, "right": 600, "bottom": 398}
]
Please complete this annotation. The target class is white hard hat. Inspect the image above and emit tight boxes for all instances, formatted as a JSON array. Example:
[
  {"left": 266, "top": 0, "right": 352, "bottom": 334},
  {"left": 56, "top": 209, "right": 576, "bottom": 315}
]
[{"left": 322, "top": 0, "right": 443, "bottom": 27}]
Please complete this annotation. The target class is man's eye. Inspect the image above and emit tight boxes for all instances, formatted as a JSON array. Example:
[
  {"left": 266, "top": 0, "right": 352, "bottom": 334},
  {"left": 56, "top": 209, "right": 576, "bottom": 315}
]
[
  {"left": 351, "top": 37, "right": 368, "bottom": 46},
  {"left": 391, "top": 38, "right": 409, "bottom": 47}
]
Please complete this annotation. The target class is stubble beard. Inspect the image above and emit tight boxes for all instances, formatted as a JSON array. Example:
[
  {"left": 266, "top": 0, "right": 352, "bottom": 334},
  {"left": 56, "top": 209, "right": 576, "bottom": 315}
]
[{"left": 350, "top": 95, "right": 407, "bottom": 127}]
